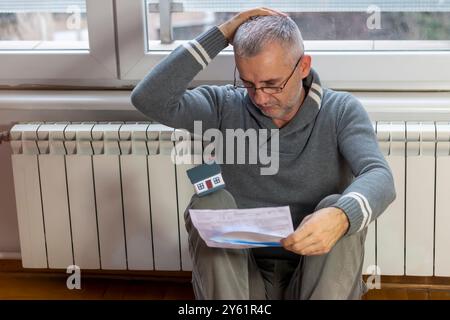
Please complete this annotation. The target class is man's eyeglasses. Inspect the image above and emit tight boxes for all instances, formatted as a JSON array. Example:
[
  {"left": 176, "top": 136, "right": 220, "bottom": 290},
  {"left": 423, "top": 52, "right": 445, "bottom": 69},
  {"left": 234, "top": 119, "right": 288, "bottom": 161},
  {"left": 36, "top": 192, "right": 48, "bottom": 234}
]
[{"left": 233, "top": 55, "right": 303, "bottom": 94}]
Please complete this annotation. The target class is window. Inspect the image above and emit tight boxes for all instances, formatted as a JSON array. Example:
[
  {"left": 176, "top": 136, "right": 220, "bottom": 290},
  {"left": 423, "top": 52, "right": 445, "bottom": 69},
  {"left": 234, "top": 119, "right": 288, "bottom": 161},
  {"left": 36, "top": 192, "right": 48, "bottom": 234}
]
[
  {"left": 0, "top": 0, "right": 89, "bottom": 50},
  {"left": 213, "top": 176, "right": 221, "bottom": 185},
  {"left": 1, "top": 0, "right": 450, "bottom": 90},
  {"left": 197, "top": 182, "right": 205, "bottom": 190},
  {"left": 145, "top": 1, "right": 450, "bottom": 50},
  {"left": 0, "top": 0, "right": 118, "bottom": 86},
  {"left": 116, "top": 0, "right": 450, "bottom": 90}
]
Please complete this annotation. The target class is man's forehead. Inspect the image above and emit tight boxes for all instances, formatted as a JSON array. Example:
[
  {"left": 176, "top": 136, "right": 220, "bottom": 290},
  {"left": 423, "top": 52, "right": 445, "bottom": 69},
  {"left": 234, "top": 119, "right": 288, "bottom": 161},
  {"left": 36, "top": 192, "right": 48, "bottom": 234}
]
[
  {"left": 239, "top": 73, "right": 283, "bottom": 85},
  {"left": 236, "top": 55, "right": 293, "bottom": 83}
]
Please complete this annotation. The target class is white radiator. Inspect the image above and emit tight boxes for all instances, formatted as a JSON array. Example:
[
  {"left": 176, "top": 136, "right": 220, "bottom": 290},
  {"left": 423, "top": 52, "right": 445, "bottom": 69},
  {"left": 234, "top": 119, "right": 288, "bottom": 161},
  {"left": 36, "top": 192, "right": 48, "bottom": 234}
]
[
  {"left": 10, "top": 122, "right": 198, "bottom": 271},
  {"left": 9, "top": 121, "right": 450, "bottom": 276},
  {"left": 364, "top": 121, "right": 450, "bottom": 277}
]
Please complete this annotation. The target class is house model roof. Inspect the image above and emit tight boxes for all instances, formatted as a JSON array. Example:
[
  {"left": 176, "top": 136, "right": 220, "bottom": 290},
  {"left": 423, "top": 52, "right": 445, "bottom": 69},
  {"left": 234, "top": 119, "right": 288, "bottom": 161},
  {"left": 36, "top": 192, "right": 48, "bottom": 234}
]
[{"left": 186, "top": 162, "right": 222, "bottom": 184}]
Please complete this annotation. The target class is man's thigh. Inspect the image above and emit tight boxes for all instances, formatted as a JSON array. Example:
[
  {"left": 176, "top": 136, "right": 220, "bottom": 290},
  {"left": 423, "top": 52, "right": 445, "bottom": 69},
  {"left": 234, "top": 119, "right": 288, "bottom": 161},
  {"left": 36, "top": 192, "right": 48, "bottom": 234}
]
[{"left": 184, "top": 189, "right": 252, "bottom": 299}]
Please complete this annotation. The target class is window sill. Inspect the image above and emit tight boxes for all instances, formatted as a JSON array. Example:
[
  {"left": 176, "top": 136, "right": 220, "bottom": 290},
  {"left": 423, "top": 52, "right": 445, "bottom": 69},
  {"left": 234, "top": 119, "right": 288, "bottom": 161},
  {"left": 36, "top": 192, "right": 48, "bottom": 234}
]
[{"left": 1, "top": 90, "right": 450, "bottom": 123}]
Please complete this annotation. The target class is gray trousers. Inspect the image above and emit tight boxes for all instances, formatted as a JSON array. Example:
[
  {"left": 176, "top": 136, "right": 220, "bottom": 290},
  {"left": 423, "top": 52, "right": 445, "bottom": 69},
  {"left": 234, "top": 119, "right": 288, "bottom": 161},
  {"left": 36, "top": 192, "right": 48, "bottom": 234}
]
[{"left": 184, "top": 189, "right": 368, "bottom": 300}]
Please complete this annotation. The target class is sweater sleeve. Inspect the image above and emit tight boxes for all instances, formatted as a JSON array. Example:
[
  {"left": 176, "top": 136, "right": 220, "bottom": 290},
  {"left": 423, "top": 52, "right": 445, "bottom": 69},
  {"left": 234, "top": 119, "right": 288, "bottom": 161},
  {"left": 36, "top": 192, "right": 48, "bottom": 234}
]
[
  {"left": 130, "top": 27, "right": 229, "bottom": 132},
  {"left": 331, "top": 95, "right": 396, "bottom": 236}
]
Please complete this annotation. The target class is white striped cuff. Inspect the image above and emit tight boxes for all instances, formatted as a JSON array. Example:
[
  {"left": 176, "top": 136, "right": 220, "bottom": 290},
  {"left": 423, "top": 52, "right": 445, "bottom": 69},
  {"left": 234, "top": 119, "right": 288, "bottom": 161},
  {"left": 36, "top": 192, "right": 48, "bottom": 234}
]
[{"left": 333, "top": 192, "right": 373, "bottom": 235}]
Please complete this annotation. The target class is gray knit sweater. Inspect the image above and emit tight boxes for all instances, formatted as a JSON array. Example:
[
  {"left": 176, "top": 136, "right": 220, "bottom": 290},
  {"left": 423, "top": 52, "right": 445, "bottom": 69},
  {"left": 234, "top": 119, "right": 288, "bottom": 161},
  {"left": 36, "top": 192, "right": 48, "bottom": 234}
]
[{"left": 131, "top": 27, "right": 396, "bottom": 246}]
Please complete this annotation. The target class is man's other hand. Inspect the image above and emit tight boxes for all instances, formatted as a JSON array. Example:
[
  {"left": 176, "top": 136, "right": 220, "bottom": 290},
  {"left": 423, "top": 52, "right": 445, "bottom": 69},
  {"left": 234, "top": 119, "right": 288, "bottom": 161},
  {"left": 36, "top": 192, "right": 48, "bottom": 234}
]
[
  {"left": 280, "top": 207, "right": 350, "bottom": 256},
  {"left": 218, "top": 7, "right": 287, "bottom": 44}
]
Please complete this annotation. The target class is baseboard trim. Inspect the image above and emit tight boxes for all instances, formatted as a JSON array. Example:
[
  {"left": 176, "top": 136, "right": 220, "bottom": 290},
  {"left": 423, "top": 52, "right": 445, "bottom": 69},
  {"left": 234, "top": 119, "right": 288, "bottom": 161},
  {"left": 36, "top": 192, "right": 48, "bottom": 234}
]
[
  {"left": 3, "top": 260, "right": 450, "bottom": 290},
  {"left": 0, "top": 260, "right": 191, "bottom": 282}
]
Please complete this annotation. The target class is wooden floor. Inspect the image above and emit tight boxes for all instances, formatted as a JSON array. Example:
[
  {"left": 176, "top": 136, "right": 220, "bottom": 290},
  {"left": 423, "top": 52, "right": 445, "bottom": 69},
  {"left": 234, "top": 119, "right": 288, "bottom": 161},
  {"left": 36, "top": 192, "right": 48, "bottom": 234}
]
[
  {"left": 1, "top": 260, "right": 450, "bottom": 300},
  {"left": 0, "top": 273, "right": 195, "bottom": 300}
]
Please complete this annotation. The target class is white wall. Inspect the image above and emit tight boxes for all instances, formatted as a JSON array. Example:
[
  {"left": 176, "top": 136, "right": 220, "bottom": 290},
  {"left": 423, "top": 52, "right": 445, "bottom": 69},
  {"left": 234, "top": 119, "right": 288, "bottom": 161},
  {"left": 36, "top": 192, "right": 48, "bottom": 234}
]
[{"left": 0, "top": 141, "right": 20, "bottom": 253}]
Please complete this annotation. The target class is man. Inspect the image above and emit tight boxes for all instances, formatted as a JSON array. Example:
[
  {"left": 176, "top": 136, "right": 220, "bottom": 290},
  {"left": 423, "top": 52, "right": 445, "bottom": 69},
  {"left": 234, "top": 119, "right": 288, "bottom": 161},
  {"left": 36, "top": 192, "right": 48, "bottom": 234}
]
[{"left": 131, "top": 8, "right": 396, "bottom": 300}]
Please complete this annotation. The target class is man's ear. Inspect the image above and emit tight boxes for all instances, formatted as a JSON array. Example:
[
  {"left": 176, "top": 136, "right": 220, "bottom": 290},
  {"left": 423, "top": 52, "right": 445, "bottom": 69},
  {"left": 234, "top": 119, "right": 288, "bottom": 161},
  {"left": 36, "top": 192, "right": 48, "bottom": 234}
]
[{"left": 300, "top": 55, "right": 312, "bottom": 79}]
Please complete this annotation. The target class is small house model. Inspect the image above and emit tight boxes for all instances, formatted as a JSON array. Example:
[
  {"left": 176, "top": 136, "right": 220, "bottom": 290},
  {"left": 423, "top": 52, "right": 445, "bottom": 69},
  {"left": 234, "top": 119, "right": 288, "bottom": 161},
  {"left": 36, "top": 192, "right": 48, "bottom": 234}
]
[{"left": 186, "top": 162, "right": 225, "bottom": 197}]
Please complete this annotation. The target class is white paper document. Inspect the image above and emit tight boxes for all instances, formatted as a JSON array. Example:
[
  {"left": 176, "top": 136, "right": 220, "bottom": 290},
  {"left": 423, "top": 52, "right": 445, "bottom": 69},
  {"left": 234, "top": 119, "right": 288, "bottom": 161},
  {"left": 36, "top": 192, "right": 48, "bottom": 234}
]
[{"left": 188, "top": 206, "right": 294, "bottom": 248}]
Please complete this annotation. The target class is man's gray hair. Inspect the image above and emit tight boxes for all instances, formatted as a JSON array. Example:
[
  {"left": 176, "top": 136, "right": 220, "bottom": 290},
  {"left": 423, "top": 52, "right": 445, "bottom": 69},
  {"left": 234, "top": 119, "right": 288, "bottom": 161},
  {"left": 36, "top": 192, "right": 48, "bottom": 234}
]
[{"left": 233, "top": 15, "right": 304, "bottom": 62}]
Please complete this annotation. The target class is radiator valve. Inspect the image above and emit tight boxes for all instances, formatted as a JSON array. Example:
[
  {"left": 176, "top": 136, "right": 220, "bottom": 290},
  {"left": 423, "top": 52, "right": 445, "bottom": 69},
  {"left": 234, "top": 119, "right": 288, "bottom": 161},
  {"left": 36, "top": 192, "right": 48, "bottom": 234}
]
[{"left": 0, "top": 131, "right": 10, "bottom": 144}]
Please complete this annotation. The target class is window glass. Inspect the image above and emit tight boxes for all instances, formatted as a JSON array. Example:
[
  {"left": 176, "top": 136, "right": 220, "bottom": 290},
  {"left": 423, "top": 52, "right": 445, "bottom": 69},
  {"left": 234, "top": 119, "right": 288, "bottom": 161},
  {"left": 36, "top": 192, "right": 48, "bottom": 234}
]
[
  {"left": 146, "top": 0, "right": 450, "bottom": 50},
  {"left": 0, "top": 0, "right": 89, "bottom": 50}
]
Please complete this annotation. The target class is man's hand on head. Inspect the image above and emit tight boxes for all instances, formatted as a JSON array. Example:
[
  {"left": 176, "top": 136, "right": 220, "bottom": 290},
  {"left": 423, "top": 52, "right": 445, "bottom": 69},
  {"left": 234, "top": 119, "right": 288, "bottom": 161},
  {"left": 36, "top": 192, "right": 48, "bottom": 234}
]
[
  {"left": 218, "top": 7, "right": 287, "bottom": 44},
  {"left": 280, "top": 207, "right": 350, "bottom": 256}
]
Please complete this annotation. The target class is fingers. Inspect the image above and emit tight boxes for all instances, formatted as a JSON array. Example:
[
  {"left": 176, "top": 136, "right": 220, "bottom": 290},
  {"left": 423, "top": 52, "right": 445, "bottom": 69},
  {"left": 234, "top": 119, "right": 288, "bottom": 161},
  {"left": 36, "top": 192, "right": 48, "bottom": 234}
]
[
  {"left": 261, "top": 7, "right": 288, "bottom": 17},
  {"left": 282, "top": 233, "right": 316, "bottom": 254},
  {"left": 221, "top": 7, "right": 288, "bottom": 42},
  {"left": 281, "top": 214, "right": 314, "bottom": 248},
  {"left": 283, "top": 235, "right": 332, "bottom": 256},
  {"left": 245, "top": 7, "right": 288, "bottom": 19},
  {"left": 297, "top": 242, "right": 328, "bottom": 256},
  {"left": 281, "top": 213, "right": 333, "bottom": 256},
  {"left": 280, "top": 224, "right": 312, "bottom": 248}
]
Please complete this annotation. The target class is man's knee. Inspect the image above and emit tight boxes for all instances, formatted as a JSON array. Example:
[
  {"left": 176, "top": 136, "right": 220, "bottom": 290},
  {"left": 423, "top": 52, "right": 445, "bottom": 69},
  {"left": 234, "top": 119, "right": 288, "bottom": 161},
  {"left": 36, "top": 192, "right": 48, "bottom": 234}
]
[
  {"left": 184, "top": 189, "right": 238, "bottom": 224},
  {"left": 314, "top": 194, "right": 341, "bottom": 211},
  {"left": 190, "top": 189, "right": 237, "bottom": 210}
]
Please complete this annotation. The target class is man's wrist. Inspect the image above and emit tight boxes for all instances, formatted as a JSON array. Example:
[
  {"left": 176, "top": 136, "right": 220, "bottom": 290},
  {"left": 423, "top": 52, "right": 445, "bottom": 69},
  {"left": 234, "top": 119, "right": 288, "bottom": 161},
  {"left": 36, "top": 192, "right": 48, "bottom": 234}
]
[
  {"left": 334, "top": 208, "right": 350, "bottom": 235},
  {"left": 194, "top": 26, "right": 229, "bottom": 62},
  {"left": 218, "top": 23, "right": 232, "bottom": 42}
]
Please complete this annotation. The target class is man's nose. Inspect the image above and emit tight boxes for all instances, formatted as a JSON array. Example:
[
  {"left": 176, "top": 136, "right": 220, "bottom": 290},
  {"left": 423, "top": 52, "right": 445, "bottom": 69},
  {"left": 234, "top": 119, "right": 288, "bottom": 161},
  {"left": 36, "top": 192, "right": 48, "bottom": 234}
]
[{"left": 252, "top": 89, "right": 271, "bottom": 106}]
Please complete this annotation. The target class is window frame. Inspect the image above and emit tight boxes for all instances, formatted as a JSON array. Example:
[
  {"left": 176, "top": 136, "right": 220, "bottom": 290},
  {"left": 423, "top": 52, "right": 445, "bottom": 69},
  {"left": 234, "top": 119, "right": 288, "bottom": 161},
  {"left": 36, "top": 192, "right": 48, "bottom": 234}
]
[
  {"left": 0, "top": 0, "right": 118, "bottom": 86},
  {"left": 116, "top": 0, "right": 450, "bottom": 91},
  {"left": 1, "top": 0, "right": 449, "bottom": 90}
]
